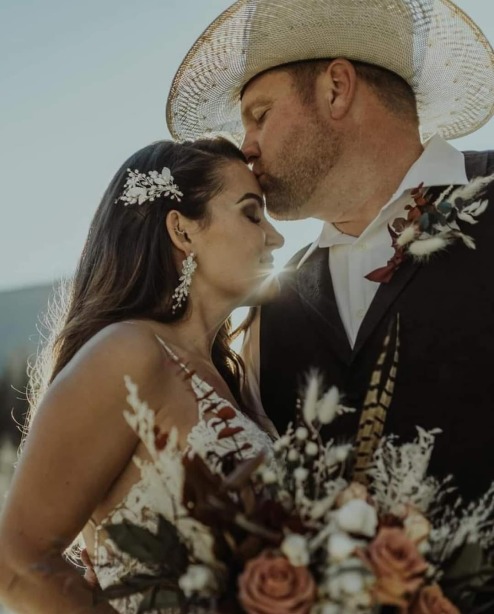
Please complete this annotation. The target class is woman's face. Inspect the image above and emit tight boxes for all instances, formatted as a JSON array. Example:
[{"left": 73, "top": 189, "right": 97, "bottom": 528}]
[{"left": 190, "top": 160, "right": 284, "bottom": 304}]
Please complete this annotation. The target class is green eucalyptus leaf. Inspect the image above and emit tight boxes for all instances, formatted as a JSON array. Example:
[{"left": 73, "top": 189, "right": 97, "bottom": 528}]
[
  {"left": 100, "top": 573, "right": 165, "bottom": 599},
  {"left": 106, "top": 521, "right": 166, "bottom": 565},
  {"left": 419, "top": 212, "right": 431, "bottom": 231},
  {"left": 442, "top": 542, "right": 487, "bottom": 609},
  {"left": 156, "top": 515, "right": 189, "bottom": 572},
  {"left": 444, "top": 542, "right": 485, "bottom": 583},
  {"left": 137, "top": 587, "right": 181, "bottom": 613},
  {"left": 437, "top": 201, "right": 453, "bottom": 214},
  {"left": 153, "top": 588, "right": 183, "bottom": 609}
]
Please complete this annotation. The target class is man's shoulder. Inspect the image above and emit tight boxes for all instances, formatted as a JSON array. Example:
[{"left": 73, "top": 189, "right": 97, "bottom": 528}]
[
  {"left": 285, "top": 244, "right": 313, "bottom": 268},
  {"left": 275, "top": 243, "right": 320, "bottom": 286},
  {"left": 263, "top": 243, "right": 326, "bottom": 311},
  {"left": 463, "top": 149, "right": 494, "bottom": 177}
]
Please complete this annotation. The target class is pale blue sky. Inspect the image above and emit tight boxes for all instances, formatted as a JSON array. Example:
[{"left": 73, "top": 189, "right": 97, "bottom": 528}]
[{"left": 1, "top": 0, "right": 494, "bottom": 292}]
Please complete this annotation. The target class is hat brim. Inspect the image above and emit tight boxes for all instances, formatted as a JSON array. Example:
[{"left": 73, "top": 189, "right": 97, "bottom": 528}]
[{"left": 167, "top": 0, "right": 494, "bottom": 143}]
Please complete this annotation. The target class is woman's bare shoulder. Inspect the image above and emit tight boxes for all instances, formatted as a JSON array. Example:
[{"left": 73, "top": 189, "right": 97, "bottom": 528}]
[
  {"left": 56, "top": 320, "right": 172, "bottom": 393},
  {"left": 43, "top": 320, "right": 198, "bottom": 443}
]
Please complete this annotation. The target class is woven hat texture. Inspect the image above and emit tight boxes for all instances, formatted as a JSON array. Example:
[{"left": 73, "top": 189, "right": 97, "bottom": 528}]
[{"left": 167, "top": 0, "right": 494, "bottom": 143}]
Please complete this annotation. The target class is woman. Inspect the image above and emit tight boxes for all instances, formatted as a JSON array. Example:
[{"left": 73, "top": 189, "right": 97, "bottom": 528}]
[{"left": 0, "top": 138, "right": 283, "bottom": 613}]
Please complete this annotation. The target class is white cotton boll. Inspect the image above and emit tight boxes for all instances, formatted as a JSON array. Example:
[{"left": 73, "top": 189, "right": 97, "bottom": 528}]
[
  {"left": 325, "top": 569, "right": 371, "bottom": 610},
  {"left": 310, "top": 496, "right": 335, "bottom": 520},
  {"left": 281, "top": 534, "right": 310, "bottom": 566},
  {"left": 408, "top": 236, "right": 449, "bottom": 260},
  {"left": 273, "top": 435, "right": 291, "bottom": 453},
  {"left": 296, "top": 427, "right": 309, "bottom": 441},
  {"left": 336, "top": 499, "right": 378, "bottom": 537},
  {"left": 328, "top": 533, "right": 358, "bottom": 562},
  {"left": 273, "top": 439, "right": 284, "bottom": 453},
  {"left": 288, "top": 449, "right": 300, "bottom": 462},
  {"left": 339, "top": 570, "right": 365, "bottom": 595},
  {"left": 179, "top": 565, "right": 216, "bottom": 597},
  {"left": 262, "top": 469, "right": 277, "bottom": 485},
  {"left": 326, "top": 576, "right": 342, "bottom": 600},
  {"left": 334, "top": 444, "right": 352, "bottom": 463},
  {"left": 305, "top": 442, "right": 319, "bottom": 457},
  {"left": 178, "top": 574, "right": 194, "bottom": 597},
  {"left": 396, "top": 224, "right": 417, "bottom": 247},
  {"left": 317, "top": 386, "right": 340, "bottom": 424},
  {"left": 302, "top": 372, "right": 320, "bottom": 424},
  {"left": 294, "top": 467, "right": 309, "bottom": 482}
]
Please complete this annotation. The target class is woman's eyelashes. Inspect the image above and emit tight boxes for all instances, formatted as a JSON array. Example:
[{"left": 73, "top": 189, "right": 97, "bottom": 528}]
[{"left": 242, "top": 203, "right": 262, "bottom": 224}]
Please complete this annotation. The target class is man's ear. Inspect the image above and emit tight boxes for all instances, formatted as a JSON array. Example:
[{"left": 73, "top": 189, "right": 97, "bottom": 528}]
[
  {"left": 165, "top": 210, "right": 192, "bottom": 252},
  {"left": 321, "top": 58, "right": 357, "bottom": 120}
]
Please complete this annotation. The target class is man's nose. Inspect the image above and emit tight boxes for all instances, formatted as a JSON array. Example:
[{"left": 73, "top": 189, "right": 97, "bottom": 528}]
[{"left": 241, "top": 133, "right": 260, "bottom": 163}]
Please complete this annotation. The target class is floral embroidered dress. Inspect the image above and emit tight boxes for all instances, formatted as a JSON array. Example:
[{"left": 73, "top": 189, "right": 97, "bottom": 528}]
[{"left": 84, "top": 336, "right": 275, "bottom": 614}]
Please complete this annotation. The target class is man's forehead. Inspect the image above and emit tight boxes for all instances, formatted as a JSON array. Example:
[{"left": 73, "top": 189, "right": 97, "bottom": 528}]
[{"left": 241, "top": 69, "right": 294, "bottom": 108}]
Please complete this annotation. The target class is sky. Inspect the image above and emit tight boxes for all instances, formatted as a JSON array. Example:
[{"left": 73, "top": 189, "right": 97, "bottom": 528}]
[{"left": 1, "top": 0, "right": 494, "bottom": 292}]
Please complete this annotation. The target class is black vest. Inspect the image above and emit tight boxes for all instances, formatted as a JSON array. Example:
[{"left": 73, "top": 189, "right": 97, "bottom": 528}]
[{"left": 260, "top": 151, "right": 494, "bottom": 502}]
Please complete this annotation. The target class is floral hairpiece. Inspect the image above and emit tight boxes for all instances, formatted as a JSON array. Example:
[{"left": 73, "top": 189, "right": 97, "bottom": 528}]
[{"left": 116, "top": 167, "right": 183, "bottom": 206}]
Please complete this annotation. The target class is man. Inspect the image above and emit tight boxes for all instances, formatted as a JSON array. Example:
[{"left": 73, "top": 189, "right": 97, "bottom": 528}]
[{"left": 166, "top": 0, "right": 494, "bottom": 503}]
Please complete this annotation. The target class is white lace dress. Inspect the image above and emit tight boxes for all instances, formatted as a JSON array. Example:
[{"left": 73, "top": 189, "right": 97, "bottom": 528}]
[{"left": 84, "top": 337, "right": 275, "bottom": 614}]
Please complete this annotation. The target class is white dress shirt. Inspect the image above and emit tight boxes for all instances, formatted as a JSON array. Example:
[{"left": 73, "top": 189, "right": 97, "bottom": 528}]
[
  {"left": 297, "top": 135, "right": 468, "bottom": 345},
  {"left": 242, "top": 135, "right": 469, "bottom": 408}
]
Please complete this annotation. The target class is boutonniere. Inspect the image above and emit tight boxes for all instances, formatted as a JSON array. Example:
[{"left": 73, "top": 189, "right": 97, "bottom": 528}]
[{"left": 366, "top": 175, "right": 494, "bottom": 284}]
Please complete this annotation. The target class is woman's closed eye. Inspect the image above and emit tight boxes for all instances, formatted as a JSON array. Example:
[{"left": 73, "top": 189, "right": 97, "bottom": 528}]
[{"left": 242, "top": 203, "right": 262, "bottom": 224}]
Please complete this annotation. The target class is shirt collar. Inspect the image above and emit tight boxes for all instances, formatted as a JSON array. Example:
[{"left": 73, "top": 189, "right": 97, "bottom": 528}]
[{"left": 298, "top": 135, "right": 469, "bottom": 268}]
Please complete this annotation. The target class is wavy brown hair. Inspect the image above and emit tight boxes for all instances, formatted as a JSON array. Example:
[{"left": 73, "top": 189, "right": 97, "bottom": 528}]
[{"left": 27, "top": 138, "right": 258, "bottom": 432}]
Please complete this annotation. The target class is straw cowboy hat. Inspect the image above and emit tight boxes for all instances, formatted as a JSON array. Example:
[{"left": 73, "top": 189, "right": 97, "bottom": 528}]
[{"left": 166, "top": 0, "right": 494, "bottom": 144}]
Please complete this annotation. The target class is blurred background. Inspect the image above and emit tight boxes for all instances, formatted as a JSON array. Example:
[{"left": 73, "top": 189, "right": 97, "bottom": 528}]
[{"left": 1, "top": 2, "right": 494, "bottom": 607}]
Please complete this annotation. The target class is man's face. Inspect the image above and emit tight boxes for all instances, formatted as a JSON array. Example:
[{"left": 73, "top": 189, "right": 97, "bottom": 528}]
[{"left": 241, "top": 69, "right": 341, "bottom": 220}]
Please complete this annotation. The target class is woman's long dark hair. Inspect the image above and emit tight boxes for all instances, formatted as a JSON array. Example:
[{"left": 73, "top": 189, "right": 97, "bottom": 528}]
[{"left": 27, "top": 138, "right": 257, "bottom": 431}]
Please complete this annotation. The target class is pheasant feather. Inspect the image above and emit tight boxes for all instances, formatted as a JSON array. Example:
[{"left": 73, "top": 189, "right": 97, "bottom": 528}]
[{"left": 352, "top": 317, "right": 399, "bottom": 486}]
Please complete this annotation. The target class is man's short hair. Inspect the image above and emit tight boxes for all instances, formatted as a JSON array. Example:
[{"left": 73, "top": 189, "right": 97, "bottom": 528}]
[{"left": 284, "top": 59, "right": 418, "bottom": 121}]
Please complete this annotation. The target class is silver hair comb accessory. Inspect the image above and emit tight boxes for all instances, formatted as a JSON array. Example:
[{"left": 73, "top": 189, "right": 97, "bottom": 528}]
[{"left": 117, "top": 167, "right": 183, "bottom": 206}]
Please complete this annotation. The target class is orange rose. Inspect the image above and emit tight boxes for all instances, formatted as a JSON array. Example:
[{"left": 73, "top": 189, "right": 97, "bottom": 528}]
[
  {"left": 238, "top": 551, "right": 316, "bottom": 614},
  {"left": 409, "top": 584, "right": 460, "bottom": 614},
  {"left": 360, "top": 527, "right": 428, "bottom": 608}
]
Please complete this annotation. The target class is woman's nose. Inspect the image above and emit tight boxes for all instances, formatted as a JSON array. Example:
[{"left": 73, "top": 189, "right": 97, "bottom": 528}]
[{"left": 265, "top": 222, "right": 284, "bottom": 250}]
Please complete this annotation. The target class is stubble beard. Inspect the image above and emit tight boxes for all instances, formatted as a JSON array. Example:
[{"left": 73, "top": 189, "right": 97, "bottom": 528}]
[{"left": 263, "top": 115, "right": 342, "bottom": 220}]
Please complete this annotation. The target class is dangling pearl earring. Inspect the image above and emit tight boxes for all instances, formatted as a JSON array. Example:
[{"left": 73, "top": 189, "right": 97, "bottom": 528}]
[{"left": 171, "top": 252, "right": 197, "bottom": 313}]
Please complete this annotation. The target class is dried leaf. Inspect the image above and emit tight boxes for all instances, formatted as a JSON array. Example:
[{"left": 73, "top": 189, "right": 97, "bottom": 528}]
[
  {"left": 223, "top": 452, "right": 265, "bottom": 491},
  {"left": 106, "top": 522, "right": 167, "bottom": 565},
  {"left": 182, "top": 454, "right": 239, "bottom": 526},
  {"left": 217, "top": 426, "right": 244, "bottom": 439},
  {"left": 215, "top": 406, "right": 237, "bottom": 421}
]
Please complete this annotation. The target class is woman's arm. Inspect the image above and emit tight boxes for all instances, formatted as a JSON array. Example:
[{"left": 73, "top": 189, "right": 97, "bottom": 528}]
[{"left": 0, "top": 322, "right": 168, "bottom": 613}]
